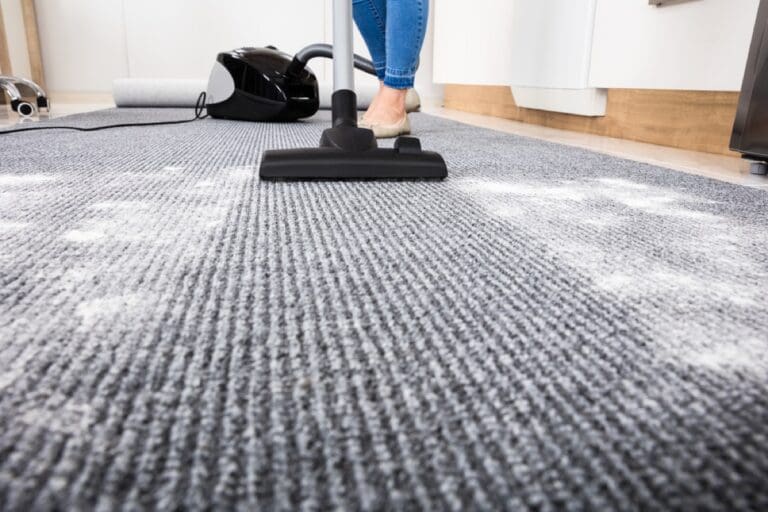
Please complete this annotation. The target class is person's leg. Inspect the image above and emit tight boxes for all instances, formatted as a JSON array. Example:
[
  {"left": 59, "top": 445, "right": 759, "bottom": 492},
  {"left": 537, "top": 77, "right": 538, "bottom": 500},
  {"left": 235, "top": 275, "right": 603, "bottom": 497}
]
[
  {"left": 352, "top": 0, "right": 387, "bottom": 82},
  {"left": 384, "top": 0, "right": 427, "bottom": 90},
  {"left": 363, "top": 0, "right": 428, "bottom": 133}
]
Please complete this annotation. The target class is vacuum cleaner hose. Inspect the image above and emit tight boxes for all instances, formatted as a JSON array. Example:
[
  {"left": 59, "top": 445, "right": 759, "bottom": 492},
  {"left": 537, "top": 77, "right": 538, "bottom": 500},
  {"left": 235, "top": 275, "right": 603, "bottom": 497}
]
[{"left": 287, "top": 43, "right": 377, "bottom": 78}]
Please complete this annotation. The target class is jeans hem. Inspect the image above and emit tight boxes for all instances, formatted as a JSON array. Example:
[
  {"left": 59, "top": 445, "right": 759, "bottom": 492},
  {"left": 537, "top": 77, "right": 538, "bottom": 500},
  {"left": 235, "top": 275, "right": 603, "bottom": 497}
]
[
  {"left": 373, "top": 61, "right": 387, "bottom": 82},
  {"left": 383, "top": 75, "right": 415, "bottom": 89}
]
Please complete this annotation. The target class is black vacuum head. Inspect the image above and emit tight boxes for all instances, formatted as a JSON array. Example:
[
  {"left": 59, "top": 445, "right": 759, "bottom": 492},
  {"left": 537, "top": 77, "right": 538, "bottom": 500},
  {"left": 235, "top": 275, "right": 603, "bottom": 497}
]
[
  {"left": 260, "top": 133, "right": 448, "bottom": 180},
  {"left": 259, "top": 91, "right": 448, "bottom": 181},
  {"left": 206, "top": 47, "right": 319, "bottom": 122}
]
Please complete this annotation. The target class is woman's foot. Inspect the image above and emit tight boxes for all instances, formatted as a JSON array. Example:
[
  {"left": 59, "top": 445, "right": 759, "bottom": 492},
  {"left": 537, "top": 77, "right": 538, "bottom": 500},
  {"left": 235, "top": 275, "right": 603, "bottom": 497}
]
[
  {"left": 360, "top": 85, "right": 410, "bottom": 138},
  {"left": 361, "top": 81, "right": 385, "bottom": 123}
]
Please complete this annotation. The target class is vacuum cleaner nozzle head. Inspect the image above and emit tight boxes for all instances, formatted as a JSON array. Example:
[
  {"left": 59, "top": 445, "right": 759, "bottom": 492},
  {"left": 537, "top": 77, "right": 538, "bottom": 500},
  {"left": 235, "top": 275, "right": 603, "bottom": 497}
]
[{"left": 206, "top": 47, "right": 319, "bottom": 122}]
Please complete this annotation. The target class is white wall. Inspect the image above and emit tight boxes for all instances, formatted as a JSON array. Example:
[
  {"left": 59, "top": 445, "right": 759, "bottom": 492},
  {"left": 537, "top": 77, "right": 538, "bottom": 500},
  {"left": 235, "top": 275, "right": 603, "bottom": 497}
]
[
  {"left": 36, "top": 0, "right": 128, "bottom": 92},
  {"left": 123, "top": 0, "right": 325, "bottom": 80},
  {"left": 1, "top": 0, "right": 33, "bottom": 78},
  {"left": 34, "top": 0, "right": 441, "bottom": 99},
  {"left": 413, "top": 0, "right": 442, "bottom": 99},
  {"left": 589, "top": 0, "right": 759, "bottom": 91}
]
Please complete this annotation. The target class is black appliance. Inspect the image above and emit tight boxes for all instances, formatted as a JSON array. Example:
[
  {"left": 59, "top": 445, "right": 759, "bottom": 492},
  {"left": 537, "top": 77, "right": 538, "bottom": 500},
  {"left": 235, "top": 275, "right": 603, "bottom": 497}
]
[
  {"left": 731, "top": 0, "right": 768, "bottom": 173},
  {"left": 205, "top": 47, "right": 320, "bottom": 123}
]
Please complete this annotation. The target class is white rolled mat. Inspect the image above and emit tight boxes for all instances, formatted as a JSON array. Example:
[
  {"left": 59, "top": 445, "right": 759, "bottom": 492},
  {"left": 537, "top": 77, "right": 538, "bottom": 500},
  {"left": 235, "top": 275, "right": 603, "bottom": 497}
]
[
  {"left": 113, "top": 79, "right": 208, "bottom": 108},
  {"left": 113, "top": 78, "right": 418, "bottom": 111}
]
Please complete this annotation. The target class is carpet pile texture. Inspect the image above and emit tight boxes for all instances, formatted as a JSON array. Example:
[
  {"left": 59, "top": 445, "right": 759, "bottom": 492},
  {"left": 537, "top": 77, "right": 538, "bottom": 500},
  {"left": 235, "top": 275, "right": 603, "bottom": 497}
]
[{"left": 1, "top": 109, "right": 768, "bottom": 510}]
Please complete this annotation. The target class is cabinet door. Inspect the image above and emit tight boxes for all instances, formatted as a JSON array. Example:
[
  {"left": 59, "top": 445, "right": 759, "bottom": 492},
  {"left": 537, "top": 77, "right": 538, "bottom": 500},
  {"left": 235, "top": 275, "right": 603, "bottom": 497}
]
[
  {"left": 508, "top": 0, "right": 597, "bottom": 89},
  {"left": 433, "top": 0, "right": 516, "bottom": 85},
  {"left": 589, "top": 0, "right": 759, "bottom": 91}
]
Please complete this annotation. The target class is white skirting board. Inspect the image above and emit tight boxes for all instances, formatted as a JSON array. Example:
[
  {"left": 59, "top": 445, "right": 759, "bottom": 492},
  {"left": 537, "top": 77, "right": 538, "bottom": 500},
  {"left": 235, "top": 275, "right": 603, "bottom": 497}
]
[{"left": 511, "top": 87, "right": 608, "bottom": 116}]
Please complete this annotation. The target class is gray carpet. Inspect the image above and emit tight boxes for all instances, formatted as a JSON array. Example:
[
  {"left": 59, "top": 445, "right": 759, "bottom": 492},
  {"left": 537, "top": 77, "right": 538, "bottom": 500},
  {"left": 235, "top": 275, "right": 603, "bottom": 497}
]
[{"left": 1, "top": 109, "right": 768, "bottom": 511}]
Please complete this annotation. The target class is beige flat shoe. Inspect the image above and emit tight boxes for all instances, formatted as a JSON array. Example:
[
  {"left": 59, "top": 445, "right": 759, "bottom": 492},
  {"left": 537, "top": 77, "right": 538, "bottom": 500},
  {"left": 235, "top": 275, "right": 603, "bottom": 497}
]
[
  {"left": 405, "top": 88, "right": 421, "bottom": 113},
  {"left": 359, "top": 115, "right": 411, "bottom": 139}
]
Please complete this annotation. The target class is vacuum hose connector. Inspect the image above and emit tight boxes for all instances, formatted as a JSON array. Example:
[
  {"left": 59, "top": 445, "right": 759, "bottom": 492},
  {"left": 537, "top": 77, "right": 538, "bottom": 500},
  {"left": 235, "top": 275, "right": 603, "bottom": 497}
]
[{"left": 286, "top": 43, "right": 377, "bottom": 79}]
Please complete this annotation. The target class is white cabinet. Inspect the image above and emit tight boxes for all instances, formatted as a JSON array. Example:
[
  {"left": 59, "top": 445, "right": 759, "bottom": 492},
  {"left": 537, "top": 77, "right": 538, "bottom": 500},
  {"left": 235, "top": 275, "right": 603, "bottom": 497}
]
[
  {"left": 432, "top": 0, "right": 761, "bottom": 114},
  {"left": 508, "top": 0, "right": 597, "bottom": 89},
  {"left": 507, "top": 0, "right": 606, "bottom": 116},
  {"left": 589, "top": 0, "right": 759, "bottom": 91},
  {"left": 433, "top": 0, "right": 516, "bottom": 85},
  {"left": 434, "top": 0, "right": 606, "bottom": 116}
]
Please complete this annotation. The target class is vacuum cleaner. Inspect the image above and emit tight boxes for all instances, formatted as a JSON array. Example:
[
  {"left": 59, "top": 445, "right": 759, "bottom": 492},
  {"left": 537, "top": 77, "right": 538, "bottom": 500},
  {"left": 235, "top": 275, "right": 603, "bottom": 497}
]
[
  {"left": 252, "top": 0, "right": 447, "bottom": 180},
  {"left": 0, "top": 75, "right": 49, "bottom": 118},
  {"left": 206, "top": 44, "right": 378, "bottom": 123}
]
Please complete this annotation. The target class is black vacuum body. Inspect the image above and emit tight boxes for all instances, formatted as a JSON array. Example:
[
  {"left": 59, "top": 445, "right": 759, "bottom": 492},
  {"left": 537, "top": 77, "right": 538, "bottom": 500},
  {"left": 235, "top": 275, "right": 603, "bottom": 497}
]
[
  {"left": 206, "top": 47, "right": 319, "bottom": 122},
  {"left": 731, "top": 0, "right": 768, "bottom": 161}
]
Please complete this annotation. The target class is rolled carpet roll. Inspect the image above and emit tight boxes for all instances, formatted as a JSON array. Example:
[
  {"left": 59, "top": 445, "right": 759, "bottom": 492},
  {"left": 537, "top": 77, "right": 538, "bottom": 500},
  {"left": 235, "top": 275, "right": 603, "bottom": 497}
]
[
  {"left": 113, "top": 77, "right": 420, "bottom": 111},
  {"left": 113, "top": 78, "right": 208, "bottom": 108}
]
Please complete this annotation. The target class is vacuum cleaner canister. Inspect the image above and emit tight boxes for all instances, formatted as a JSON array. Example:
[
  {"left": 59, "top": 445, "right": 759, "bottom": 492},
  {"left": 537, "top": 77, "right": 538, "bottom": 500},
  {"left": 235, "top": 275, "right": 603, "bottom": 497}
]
[{"left": 206, "top": 47, "right": 319, "bottom": 122}]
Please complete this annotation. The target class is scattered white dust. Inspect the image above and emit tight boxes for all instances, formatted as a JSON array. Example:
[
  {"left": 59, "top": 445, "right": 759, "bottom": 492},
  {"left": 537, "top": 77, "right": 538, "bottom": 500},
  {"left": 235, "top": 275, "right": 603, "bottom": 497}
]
[
  {"left": 89, "top": 201, "right": 148, "bottom": 211},
  {"left": 684, "top": 338, "right": 768, "bottom": 377},
  {"left": 581, "top": 218, "right": 614, "bottom": 228},
  {"left": 18, "top": 393, "right": 94, "bottom": 435},
  {"left": 63, "top": 201, "right": 229, "bottom": 244},
  {"left": 469, "top": 181, "right": 588, "bottom": 202},
  {"left": 596, "top": 178, "right": 649, "bottom": 190},
  {"left": 595, "top": 273, "right": 635, "bottom": 291},
  {"left": 595, "top": 269, "right": 761, "bottom": 307},
  {"left": 0, "top": 220, "right": 30, "bottom": 231},
  {"left": 224, "top": 165, "right": 257, "bottom": 180},
  {"left": 491, "top": 206, "right": 525, "bottom": 218},
  {"left": 75, "top": 293, "right": 154, "bottom": 330},
  {"left": 0, "top": 346, "right": 39, "bottom": 392},
  {"left": 461, "top": 176, "right": 766, "bottom": 313},
  {"left": 0, "top": 174, "right": 56, "bottom": 186},
  {"left": 63, "top": 229, "right": 105, "bottom": 242}
]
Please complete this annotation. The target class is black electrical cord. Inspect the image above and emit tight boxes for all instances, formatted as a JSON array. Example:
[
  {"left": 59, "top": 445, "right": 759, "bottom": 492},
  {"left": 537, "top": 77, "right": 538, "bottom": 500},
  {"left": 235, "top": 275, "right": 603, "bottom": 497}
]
[{"left": 0, "top": 92, "right": 209, "bottom": 136}]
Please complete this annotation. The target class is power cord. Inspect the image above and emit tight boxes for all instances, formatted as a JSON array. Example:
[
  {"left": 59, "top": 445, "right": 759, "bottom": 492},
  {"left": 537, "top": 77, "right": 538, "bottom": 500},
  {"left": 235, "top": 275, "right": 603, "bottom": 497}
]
[{"left": 0, "top": 92, "right": 209, "bottom": 136}]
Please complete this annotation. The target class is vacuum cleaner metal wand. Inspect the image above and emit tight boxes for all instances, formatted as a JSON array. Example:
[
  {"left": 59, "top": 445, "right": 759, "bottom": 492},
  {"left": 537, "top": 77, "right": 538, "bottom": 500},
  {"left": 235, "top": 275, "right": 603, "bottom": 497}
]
[
  {"left": 333, "top": 0, "right": 356, "bottom": 98},
  {"left": 259, "top": 0, "right": 447, "bottom": 180}
]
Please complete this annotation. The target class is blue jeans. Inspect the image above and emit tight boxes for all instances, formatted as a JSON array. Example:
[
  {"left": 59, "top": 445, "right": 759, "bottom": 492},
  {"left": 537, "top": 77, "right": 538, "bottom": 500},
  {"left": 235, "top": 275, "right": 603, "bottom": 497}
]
[{"left": 352, "top": 0, "right": 428, "bottom": 89}]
